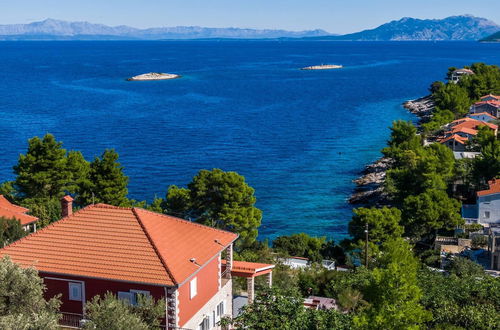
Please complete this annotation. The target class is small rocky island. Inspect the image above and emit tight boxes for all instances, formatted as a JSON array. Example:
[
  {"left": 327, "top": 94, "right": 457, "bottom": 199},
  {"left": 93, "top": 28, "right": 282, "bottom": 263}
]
[
  {"left": 301, "top": 64, "right": 343, "bottom": 70},
  {"left": 127, "top": 72, "right": 180, "bottom": 81}
]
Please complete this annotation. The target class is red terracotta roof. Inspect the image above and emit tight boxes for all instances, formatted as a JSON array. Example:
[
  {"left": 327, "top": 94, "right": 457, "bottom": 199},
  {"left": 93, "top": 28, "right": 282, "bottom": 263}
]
[
  {"left": 474, "top": 100, "right": 500, "bottom": 108},
  {"left": 0, "top": 204, "right": 238, "bottom": 286},
  {"left": 221, "top": 259, "right": 274, "bottom": 276},
  {"left": 452, "top": 119, "right": 497, "bottom": 131},
  {"left": 439, "top": 134, "right": 468, "bottom": 145},
  {"left": 450, "top": 126, "right": 478, "bottom": 136},
  {"left": 480, "top": 94, "right": 500, "bottom": 101},
  {"left": 478, "top": 179, "right": 500, "bottom": 197},
  {"left": 451, "top": 117, "right": 476, "bottom": 125},
  {"left": 0, "top": 195, "right": 38, "bottom": 226}
]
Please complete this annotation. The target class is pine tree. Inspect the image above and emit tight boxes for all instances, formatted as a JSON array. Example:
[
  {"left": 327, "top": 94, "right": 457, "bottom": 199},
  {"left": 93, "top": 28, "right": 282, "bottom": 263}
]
[
  {"left": 84, "top": 149, "right": 129, "bottom": 206},
  {"left": 13, "top": 134, "right": 71, "bottom": 199}
]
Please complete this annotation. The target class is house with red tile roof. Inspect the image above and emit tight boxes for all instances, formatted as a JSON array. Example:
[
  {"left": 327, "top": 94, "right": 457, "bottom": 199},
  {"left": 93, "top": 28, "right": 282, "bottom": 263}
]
[
  {"left": 480, "top": 94, "right": 500, "bottom": 102},
  {"left": 0, "top": 197, "right": 274, "bottom": 329},
  {"left": 0, "top": 195, "right": 38, "bottom": 231},
  {"left": 438, "top": 134, "right": 468, "bottom": 151},
  {"left": 470, "top": 100, "right": 500, "bottom": 118},
  {"left": 462, "top": 179, "right": 500, "bottom": 225}
]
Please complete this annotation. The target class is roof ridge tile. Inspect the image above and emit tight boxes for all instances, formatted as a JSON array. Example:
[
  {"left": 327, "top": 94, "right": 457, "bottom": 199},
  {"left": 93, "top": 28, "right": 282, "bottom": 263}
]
[{"left": 132, "top": 208, "right": 178, "bottom": 285}]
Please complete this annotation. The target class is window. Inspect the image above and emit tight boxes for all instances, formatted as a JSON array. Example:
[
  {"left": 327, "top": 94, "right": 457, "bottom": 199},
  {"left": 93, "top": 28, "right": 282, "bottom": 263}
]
[
  {"left": 190, "top": 277, "right": 197, "bottom": 299},
  {"left": 485, "top": 211, "right": 491, "bottom": 219},
  {"left": 130, "top": 290, "right": 150, "bottom": 305},
  {"left": 216, "top": 301, "right": 225, "bottom": 316},
  {"left": 198, "top": 316, "right": 210, "bottom": 330},
  {"left": 118, "top": 291, "right": 133, "bottom": 305},
  {"left": 68, "top": 282, "right": 82, "bottom": 301}
]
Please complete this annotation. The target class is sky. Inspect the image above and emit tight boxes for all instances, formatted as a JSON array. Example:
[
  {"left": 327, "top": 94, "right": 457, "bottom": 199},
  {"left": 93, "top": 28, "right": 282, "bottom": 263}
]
[{"left": 1, "top": 0, "right": 500, "bottom": 34}]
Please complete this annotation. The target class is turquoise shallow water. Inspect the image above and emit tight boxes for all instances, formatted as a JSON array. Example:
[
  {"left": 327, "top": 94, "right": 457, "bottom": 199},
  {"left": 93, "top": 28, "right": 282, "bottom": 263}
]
[{"left": 0, "top": 41, "right": 499, "bottom": 241}]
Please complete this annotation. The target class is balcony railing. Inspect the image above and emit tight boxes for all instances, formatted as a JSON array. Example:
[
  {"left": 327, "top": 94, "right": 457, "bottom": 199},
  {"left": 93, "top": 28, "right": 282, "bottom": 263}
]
[{"left": 59, "top": 312, "right": 83, "bottom": 328}]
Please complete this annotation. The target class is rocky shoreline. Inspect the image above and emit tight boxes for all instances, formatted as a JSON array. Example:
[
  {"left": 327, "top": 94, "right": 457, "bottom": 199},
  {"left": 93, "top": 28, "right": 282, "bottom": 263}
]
[
  {"left": 402, "top": 95, "right": 435, "bottom": 124},
  {"left": 349, "top": 95, "right": 435, "bottom": 205}
]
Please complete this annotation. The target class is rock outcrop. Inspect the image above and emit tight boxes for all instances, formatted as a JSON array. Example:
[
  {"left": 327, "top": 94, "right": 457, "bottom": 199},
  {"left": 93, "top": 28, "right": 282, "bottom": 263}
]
[
  {"left": 349, "top": 157, "right": 392, "bottom": 205},
  {"left": 403, "top": 95, "right": 435, "bottom": 122},
  {"left": 127, "top": 72, "right": 180, "bottom": 81}
]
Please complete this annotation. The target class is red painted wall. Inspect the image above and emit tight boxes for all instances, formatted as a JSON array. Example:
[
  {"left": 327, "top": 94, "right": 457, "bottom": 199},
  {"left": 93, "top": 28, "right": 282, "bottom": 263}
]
[
  {"left": 177, "top": 256, "right": 220, "bottom": 327},
  {"left": 40, "top": 272, "right": 166, "bottom": 315}
]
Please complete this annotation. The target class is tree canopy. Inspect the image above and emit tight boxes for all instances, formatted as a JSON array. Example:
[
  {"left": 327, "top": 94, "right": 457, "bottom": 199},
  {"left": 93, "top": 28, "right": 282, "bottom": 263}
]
[
  {"left": 354, "top": 239, "right": 431, "bottom": 329},
  {"left": 228, "top": 286, "right": 352, "bottom": 330},
  {"left": 165, "top": 169, "right": 262, "bottom": 247},
  {"left": 83, "top": 292, "right": 165, "bottom": 330},
  {"left": 401, "top": 189, "right": 462, "bottom": 240},
  {"left": 272, "top": 233, "right": 328, "bottom": 263},
  {"left": 0, "top": 256, "right": 61, "bottom": 329},
  {"left": 0, "top": 217, "right": 26, "bottom": 247},
  {"left": 80, "top": 149, "right": 129, "bottom": 206},
  {"left": 349, "top": 207, "right": 403, "bottom": 245}
]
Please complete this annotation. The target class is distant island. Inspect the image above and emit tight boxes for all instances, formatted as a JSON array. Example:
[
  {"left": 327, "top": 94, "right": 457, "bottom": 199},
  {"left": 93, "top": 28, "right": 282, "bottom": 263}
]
[
  {"left": 301, "top": 64, "right": 343, "bottom": 70},
  {"left": 127, "top": 72, "right": 180, "bottom": 81},
  {"left": 481, "top": 31, "right": 500, "bottom": 42},
  {"left": 0, "top": 19, "right": 330, "bottom": 40},
  {"left": 0, "top": 15, "right": 498, "bottom": 41}
]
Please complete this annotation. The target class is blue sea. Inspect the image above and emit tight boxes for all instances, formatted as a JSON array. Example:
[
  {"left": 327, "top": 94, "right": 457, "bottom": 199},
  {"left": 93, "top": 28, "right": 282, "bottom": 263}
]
[{"left": 0, "top": 41, "right": 499, "bottom": 242}]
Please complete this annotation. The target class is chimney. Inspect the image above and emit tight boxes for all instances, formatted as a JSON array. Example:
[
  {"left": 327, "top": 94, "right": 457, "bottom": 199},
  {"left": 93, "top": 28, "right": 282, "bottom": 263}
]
[{"left": 61, "top": 195, "right": 74, "bottom": 218}]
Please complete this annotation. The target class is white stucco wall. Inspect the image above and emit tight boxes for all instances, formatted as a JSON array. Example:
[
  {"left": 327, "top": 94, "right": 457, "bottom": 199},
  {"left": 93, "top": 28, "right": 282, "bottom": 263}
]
[
  {"left": 478, "top": 193, "right": 500, "bottom": 225},
  {"left": 181, "top": 279, "right": 232, "bottom": 330}
]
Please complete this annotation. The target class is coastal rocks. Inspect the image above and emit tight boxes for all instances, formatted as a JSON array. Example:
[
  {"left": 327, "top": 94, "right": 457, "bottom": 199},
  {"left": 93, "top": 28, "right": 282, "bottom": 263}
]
[
  {"left": 403, "top": 95, "right": 435, "bottom": 122},
  {"left": 349, "top": 157, "right": 393, "bottom": 205},
  {"left": 301, "top": 64, "right": 343, "bottom": 70},
  {"left": 127, "top": 72, "right": 180, "bottom": 81}
]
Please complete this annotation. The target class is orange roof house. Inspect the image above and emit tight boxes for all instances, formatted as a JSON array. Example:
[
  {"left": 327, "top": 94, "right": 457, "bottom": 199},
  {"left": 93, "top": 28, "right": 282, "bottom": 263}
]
[
  {"left": 0, "top": 195, "right": 38, "bottom": 229},
  {"left": 438, "top": 134, "right": 468, "bottom": 152},
  {"left": 477, "top": 179, "right": 500, "bottom": 197},
  {"left": 0, "top": 199, "right": 273, "bottom": 329},
  {"left": 480, "top": 94, "right": 500, "bottom": 102}
]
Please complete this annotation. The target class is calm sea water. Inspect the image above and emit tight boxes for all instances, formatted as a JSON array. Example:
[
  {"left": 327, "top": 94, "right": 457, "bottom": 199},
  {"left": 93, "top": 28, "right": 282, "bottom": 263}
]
[{"left": 0, "top": 41, "right": 499, "bottom": 241}]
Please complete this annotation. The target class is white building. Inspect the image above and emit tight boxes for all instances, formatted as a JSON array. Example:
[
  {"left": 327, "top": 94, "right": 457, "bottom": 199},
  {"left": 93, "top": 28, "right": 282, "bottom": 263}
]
[{"left": 462, "top": 179, "right": 500, "bottom": 225}]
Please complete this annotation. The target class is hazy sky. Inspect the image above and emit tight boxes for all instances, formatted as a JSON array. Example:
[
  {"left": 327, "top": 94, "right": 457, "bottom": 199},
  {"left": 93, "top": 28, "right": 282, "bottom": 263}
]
[{"left": 1, "top": 0, "right": 500, "bottom": 34}]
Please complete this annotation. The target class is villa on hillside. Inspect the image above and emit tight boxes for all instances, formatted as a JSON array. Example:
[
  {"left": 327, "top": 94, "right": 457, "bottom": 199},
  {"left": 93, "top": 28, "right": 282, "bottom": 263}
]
[
  {"left": 0, "top": 196, "right": 274, "bottom": 329},
  {"left": 0, "top": 195, "right": 38, "bottom": 232},
  {"left": 439, "top": 134, "right": 468, "bottom": 151},
  {"left": 462, "top": 179, "right": 500, "bottom": 225},
  {"left": 439, "top": 118, "right": 498, "bottom": 151},
  {"left": 449, "top": 68, "right": 474, "bottom": 83},
  {"left": 470, "top": 100, "right": 500, "bottom": 118}
]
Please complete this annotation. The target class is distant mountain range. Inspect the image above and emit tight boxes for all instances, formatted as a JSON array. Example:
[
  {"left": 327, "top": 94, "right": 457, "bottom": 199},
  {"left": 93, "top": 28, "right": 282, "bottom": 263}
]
[
  {"left": 0, "top": 15, "right": 498, "bottom": 41},
  {"left": 0, "top": 19, "right": 330, "bottom": 40},
  {"left": 313, "top": 15, "right": 499, "bottom": 41},
  {"left": 481, "top": 31, "right": 500, "bottom": 42}
]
